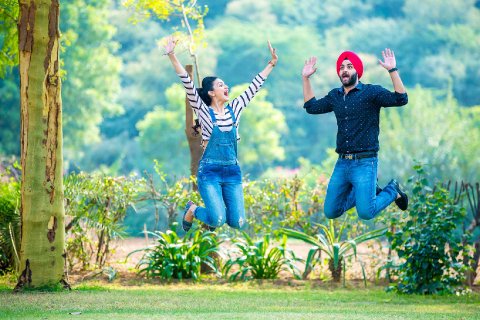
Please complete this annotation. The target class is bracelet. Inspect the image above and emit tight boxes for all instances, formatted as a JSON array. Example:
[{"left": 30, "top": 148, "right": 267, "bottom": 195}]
[
  {"left": 163, "top": 51, "right": 174, "bottom": 56},
  {"left": 388, "top": 67, "right": 398, "bottom": 73},
  {"left": 268, "top": 61, "right": 276, "bottom": 67}
]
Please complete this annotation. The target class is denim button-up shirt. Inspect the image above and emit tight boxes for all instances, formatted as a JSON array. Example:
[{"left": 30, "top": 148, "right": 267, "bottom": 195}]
[{"left": 304, "top": 82, "right": 408, "bottom": 154}]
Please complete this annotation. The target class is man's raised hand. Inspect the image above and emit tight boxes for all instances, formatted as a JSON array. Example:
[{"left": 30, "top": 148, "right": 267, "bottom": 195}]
[
  {"left": 378, "top": 48, "right": 396, "bottom": 70},
  {"left": 302, "top": 57, "right": 317, "bottom": 78}
]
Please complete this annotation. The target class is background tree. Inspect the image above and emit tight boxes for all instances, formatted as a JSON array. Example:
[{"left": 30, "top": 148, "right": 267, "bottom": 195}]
[
  {"left": 60, "top": 0, "right": 122, "bottom": 165},
  {"left": 0, "top": 0, "right": 18, "bottom": 77},
  {"left": 0, "top": 1, "right": 20, "bottom": 157},
  {"left": 0, "top": 71, "right": 20, "bottom": 156}
]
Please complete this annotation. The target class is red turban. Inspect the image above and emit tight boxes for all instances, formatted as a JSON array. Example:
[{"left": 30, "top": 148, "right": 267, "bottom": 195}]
[{"left": 336, "top": 51, "right": 363, "bottom": 79}]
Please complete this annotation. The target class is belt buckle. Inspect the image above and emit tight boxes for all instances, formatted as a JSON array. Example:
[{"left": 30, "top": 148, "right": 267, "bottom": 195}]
[{"left": 345, "top": 154, "right": 353, "bottom": 160}]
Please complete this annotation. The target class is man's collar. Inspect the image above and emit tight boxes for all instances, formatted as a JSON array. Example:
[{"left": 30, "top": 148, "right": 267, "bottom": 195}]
[{"left": 337, "top": 81, "right": 364, "bottom": 93}]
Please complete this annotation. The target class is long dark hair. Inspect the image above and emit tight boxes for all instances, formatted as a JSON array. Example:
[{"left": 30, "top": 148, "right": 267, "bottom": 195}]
[{"left": 197, "top": 76, "right": 217, "bottom": 106}]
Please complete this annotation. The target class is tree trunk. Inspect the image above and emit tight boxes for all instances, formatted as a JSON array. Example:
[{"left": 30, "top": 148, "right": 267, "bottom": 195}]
[
  {"left": 184, "top": 65, "right": 203, "bottom": 190},
  {"left": 15, "top": 0, "right": 67, "bottom": 290},
  {"left": 328, "top": 258, "right": 343, "bottom": 283}
]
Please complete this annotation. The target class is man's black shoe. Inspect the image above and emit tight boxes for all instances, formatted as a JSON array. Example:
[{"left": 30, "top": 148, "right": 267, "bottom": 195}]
[{"left": 389, "top": 179, "right": 408, "bottom": 211}]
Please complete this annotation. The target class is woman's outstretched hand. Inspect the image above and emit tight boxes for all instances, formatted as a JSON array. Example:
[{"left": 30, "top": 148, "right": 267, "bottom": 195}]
[
  {"left": 268, "top": 40, "right": 278, "bottom": 66},
  {"left": 163, "top": 36, "right": 178, "bottom": 56},
  {"left": 163, "top": 35, "right": 185, "bottom": 74}
]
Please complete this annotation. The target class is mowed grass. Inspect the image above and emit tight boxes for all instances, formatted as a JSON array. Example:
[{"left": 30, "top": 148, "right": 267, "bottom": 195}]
[{"left": 0, "top": 282, "right": 479, "bottom": 320}]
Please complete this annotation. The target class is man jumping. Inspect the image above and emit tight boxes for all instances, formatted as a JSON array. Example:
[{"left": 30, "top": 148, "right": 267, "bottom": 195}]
[{"left": 302, "top": 48, "right": 409, "bottom": 220}]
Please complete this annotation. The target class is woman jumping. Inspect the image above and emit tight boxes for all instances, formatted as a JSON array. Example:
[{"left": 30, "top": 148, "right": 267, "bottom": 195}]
[{"left": 163, "top": 36, "right": 278, "bottom": 231}]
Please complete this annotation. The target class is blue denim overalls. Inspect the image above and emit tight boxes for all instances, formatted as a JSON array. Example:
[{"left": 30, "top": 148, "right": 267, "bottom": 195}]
[{"left": 194, "top": 105, "right": 245, "bottom": 229}]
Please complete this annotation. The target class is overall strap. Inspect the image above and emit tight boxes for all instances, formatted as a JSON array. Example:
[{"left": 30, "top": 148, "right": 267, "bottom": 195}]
[
  {"left": 226, "top": 105, "right": 237, "bottom": 126},
  {"left": 208, "top": 107, "right": 217, "bottom": 126}
]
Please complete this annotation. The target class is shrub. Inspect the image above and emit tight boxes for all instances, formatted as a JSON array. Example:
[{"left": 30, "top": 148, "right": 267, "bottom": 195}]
[
  {"left": 387, "top": 165, "right": 471, "bottom": 294},
  {"left": 0, "top": 178, "right": 20, "bottom": 274}
]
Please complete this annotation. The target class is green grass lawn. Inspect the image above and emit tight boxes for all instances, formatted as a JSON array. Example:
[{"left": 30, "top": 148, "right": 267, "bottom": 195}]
[{"left": 0, "top": 282, "right": 479, "bottom": 320}]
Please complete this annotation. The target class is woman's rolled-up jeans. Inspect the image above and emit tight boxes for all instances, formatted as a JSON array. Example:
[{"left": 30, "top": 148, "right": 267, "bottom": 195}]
[{"left": 194, "top": 161, "right": 246, "bottom": 229}]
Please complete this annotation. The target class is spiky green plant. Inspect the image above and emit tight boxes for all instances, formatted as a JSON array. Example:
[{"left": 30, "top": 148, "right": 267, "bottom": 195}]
[
  {"left": 223, "top": 232, "right": 301, "bottom": 281},
  {"left": 130, "top": 226, "right": 222, "bottom": 280},
  {"left": 282, "top": 220, "right": 386, "bottom": 285}
]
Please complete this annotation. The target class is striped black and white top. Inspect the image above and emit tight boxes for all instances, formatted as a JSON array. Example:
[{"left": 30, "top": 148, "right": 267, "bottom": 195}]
[{"left": 178, "top": 72, "right": 266, "bottom": 141}]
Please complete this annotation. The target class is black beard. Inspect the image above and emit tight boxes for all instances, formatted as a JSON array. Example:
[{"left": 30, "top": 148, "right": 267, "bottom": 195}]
[{"left": 340, "top": 72, "right": 358, "bottom": 87}]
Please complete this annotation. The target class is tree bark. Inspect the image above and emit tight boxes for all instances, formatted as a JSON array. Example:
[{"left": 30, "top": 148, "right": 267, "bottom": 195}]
[
  {"left": 184, "top": 65, "right": 203, "bottom": 190},
  {"left": 16, "top": 0, "right": 67, "bottom": 290},
  {"left": 329, "top": 258, "right": 343, "bottom": 283}
]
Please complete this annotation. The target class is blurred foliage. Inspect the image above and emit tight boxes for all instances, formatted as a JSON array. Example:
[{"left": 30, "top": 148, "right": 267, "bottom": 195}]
[
  {"left": 0, "top": 0, "right": 18, "bottom": 77},
  {"left": 0, "top": 0, "right": 478, "bottom": 186},
  {"left": 0, "top": 1, "right": 19, "bottom": 156},
  {"left": 60, "top": 0, "right": 123, "bottom": 162},
  {"left": 136, "top": 85, "right": 189, "bottom": 176},
  {"left": 379, "top": 88, "right": 480, "bottom": 183},
  {"left": 124, "top": 0, "right": 207, "bottom": 25},
  {"left": 0, "top": 70, "right": 20, "bottom": 156},
  {"left": 64, "top": 172, "right": 143, "bottom": 271}
]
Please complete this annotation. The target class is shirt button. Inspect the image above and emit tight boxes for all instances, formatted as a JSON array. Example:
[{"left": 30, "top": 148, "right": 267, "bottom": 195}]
[{"left": 346, "top": 140, "right": 349, "bottom": 143}]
